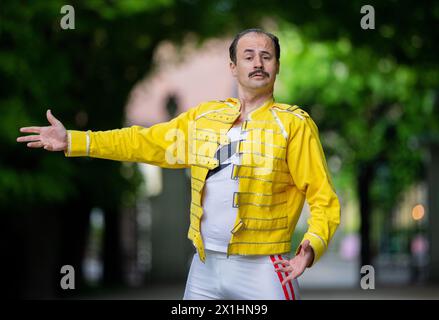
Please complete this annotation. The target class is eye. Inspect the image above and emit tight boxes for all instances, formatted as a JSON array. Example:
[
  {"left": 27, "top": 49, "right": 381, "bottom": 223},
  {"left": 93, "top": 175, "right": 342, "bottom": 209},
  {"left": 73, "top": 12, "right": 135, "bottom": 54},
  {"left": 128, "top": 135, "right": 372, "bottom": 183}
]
[{"left": 245, "top": 56, "right": 252, "bottom": 60}]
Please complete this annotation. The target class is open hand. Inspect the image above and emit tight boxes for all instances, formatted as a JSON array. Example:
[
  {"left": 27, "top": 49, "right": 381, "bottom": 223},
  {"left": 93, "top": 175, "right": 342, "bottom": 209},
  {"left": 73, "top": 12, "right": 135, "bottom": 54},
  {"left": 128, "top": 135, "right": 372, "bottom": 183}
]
[
  {"left": 273, "top": 240, "right": 315, "bottom": 286},
  {"left": 17, "top": 109, "right": 67, "bottom": 151}
]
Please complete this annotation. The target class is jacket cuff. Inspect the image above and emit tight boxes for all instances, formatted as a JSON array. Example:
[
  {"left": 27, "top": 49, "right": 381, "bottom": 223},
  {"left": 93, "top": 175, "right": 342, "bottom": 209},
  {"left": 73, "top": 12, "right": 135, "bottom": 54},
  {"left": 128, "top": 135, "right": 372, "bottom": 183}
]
[
  {"left": 296, "top": 232, "right": 327, "bottom": 267},
  {"left": 64, "top": 130, "right": 90, "bottom": 157}
]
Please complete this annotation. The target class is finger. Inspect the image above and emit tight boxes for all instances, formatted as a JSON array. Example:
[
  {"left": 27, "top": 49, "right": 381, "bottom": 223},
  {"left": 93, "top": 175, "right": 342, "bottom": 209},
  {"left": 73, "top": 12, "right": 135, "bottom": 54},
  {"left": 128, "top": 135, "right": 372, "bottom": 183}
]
[
  {"left": 20, "top": 127, "right": 42, "bottom": 134},
  {"left": 27, "top": 141, "right": 44, "bottom": 148},
  {"left": 17, "top": 135, "right": 41, "bottom": 143},
  {"left": 47, "top": 109, "right": 61, "bottom": 126},
  {"left": 298, "top": 240, "right": 311, "bottom": 256},
  {"left": 281, "top": 269, "right": 302, "bottom": 286},
  {"left": 281, "top": 274, "right": 297, "bottom": 286},
  {"left": 301, "top": 240, "right": 310, "bottom": 251},
  {"left": 275, "top": 266, "right": 292, "bottom": 273},
  {"left": 273, "top": 260, "right": 289, "bottom": 266},
  {"left": 286, "top": 265, "right": 307, "bottom": 284}
]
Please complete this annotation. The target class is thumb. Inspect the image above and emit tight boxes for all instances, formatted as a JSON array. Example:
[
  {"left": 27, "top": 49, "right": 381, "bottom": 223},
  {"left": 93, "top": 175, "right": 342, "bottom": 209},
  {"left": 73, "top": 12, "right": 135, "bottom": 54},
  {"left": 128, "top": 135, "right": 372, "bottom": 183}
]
[
  {"left": 46, "top": 109, "right": 61, "bottom": 126},
  {"left": 301, "top": 240, "right": 310, "bottom": 254}
]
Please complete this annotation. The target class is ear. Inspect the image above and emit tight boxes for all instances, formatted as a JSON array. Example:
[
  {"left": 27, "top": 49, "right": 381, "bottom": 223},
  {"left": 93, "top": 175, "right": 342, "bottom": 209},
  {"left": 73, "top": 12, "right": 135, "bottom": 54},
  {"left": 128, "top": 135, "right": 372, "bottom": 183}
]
[
  {"left": 230, "top": 61, "right": 238, "bottom": 78},
  {"left": 276, "top": 61, "right": 280, "bottom": 75}
]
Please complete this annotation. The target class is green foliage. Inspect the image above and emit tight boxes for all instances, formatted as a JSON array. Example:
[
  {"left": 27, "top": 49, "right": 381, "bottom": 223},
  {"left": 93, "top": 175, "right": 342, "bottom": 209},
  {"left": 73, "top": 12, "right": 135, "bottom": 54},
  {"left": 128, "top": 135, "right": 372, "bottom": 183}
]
[{"left": 275, "top": 22, "right": 437, "bottom": 215}]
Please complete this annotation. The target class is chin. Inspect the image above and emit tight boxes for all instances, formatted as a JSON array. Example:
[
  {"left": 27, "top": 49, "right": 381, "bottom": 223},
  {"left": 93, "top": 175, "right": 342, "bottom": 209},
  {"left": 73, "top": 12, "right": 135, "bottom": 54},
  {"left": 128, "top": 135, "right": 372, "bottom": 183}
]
[{"left": 248, "top": 81, "right": 271, "bottom": 89}]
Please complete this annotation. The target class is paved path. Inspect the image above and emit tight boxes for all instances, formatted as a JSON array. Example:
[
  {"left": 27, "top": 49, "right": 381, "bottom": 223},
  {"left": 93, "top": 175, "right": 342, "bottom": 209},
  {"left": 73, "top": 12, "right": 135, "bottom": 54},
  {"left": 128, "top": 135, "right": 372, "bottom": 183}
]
[
  {"left": 78, "top": 253, "right": 439, "bottom": 300},
  {"left": 78, "top": 283, "right": 439, "bottom": 300}
]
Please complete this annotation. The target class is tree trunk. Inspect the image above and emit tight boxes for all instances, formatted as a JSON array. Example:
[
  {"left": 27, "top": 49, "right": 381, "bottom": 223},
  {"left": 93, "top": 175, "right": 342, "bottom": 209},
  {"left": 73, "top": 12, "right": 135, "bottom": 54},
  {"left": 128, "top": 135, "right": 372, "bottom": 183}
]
[
  {"left": 102, "top": 207, "right": 123, "bottom": 286},
  {"left": 358, "top": 161, "right": 374, "bottom": 269},
  {"left": 428, "top": 144, "right": 439, "bottom": 283},
  {"left": 56, "top": 200, "right": 92, "bottom": 298}
]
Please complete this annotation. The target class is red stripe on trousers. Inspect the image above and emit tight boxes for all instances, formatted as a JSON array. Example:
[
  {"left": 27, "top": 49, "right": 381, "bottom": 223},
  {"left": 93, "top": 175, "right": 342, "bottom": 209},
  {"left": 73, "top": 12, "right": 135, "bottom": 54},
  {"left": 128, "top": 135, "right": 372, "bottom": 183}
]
[
  {"left": 270, "top": 255, "right": 290, "bottom": 300},
  {"left": 278, "top": 255, "right": 296, "bottom": 300}
]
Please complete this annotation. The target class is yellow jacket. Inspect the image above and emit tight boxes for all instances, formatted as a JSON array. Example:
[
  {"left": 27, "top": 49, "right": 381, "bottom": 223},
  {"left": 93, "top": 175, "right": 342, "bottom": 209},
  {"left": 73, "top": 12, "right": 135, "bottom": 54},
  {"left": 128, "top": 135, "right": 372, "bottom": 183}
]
[{"left": 65, "top": 97, "right": 340, "bottom": 265}]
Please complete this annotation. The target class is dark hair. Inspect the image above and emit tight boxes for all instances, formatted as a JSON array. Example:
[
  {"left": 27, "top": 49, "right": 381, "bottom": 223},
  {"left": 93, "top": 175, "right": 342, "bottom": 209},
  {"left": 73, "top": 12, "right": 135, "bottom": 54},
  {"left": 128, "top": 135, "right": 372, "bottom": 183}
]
[{"left": 229, "top": 28, "right": 280, "bottom": 64}]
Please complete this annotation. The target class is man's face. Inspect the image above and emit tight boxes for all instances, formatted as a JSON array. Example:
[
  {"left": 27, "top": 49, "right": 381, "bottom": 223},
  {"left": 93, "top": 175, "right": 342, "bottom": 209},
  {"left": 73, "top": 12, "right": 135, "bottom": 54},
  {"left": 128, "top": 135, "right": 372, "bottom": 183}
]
[{"left": 230, "top": 32, "right": 279, "bottom": 93}]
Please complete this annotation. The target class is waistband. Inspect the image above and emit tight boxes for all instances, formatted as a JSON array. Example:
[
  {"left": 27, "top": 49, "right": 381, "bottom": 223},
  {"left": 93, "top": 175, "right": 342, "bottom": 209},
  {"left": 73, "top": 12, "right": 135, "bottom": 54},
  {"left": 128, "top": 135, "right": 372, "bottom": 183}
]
[{"left": 199, "top": 249, "right": 291, "bottom": 264}]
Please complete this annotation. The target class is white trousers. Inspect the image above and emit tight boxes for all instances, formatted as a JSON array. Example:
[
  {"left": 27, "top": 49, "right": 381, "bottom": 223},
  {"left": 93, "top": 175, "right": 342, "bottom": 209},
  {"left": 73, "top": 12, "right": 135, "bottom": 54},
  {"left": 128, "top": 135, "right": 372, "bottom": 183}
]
[{"left": 183, "top": 250, "right": 300, "bottom": 300}]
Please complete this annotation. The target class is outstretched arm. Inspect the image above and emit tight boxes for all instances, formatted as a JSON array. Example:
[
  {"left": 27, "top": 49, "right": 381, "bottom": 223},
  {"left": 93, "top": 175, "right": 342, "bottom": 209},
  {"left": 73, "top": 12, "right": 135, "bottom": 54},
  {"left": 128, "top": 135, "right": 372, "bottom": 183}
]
[
  {"left": 17, "top": 110, "right": 67, "bottom": 151},
  {"left": 17, "top": 107, "right": 198, "bottom": 168}
]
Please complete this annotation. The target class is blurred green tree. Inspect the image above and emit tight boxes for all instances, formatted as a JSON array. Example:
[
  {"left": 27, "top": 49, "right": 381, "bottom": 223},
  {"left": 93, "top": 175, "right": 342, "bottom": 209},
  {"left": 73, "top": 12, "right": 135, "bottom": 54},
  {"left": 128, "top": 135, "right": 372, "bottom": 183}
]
[
  {"left": 268, "top": 0, "right": 438, "bottom": 269},
  {"left": 275, "top": 24, "right": 437, "bottom": 268}
]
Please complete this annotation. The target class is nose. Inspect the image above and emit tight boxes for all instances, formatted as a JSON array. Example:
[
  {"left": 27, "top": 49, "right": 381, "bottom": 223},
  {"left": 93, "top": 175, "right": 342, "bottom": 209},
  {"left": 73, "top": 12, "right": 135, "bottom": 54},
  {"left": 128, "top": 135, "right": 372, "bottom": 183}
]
[{"left": 253, "top": 55, "right": 263, "bottom": 69}]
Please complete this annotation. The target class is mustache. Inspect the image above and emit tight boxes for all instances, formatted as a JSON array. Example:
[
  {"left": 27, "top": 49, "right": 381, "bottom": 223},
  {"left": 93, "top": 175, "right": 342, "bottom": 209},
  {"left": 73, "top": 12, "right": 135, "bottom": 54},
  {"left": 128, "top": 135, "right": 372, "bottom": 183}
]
[{"left": 249, "top": 70, "right": 270, "bottom": 78}]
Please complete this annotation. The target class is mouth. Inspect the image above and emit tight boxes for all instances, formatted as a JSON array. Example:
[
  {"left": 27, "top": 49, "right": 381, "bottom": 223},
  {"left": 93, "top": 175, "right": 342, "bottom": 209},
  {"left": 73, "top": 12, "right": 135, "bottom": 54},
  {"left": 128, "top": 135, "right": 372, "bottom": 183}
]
[{"left": 249, "top": 71, "right": 269, "bottom": 78}]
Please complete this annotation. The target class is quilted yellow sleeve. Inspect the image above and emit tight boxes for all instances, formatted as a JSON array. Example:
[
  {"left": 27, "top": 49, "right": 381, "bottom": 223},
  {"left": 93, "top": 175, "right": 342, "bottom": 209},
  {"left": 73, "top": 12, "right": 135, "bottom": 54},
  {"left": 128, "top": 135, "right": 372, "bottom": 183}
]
[
  {"left": 287, "top": 114, "right": 341, "bottom": 266},
  {"left": 64, "top": 106, "right": 198, "bottom": 169}
]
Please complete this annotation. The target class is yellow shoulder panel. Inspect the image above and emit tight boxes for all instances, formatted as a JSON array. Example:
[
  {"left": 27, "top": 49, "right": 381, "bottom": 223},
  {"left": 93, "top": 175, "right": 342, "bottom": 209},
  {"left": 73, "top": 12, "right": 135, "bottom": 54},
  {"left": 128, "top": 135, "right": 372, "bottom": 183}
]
[{"left": 272, "top": 103, "right": 310, "bottom": 120}]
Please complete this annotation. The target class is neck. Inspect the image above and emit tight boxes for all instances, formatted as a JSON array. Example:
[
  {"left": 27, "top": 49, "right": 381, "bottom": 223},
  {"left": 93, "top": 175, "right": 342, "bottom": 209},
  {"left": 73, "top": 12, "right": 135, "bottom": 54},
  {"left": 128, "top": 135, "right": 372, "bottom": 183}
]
[{"left": 237, "top": 88, "right": 273, "bottom": 114}]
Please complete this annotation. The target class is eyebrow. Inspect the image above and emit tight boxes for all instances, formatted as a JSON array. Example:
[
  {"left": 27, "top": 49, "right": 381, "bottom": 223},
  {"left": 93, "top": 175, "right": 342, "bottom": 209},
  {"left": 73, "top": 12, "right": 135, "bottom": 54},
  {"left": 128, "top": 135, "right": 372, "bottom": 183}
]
[{"left": 243, "top": 49, "right": 272, "bottom": 56}]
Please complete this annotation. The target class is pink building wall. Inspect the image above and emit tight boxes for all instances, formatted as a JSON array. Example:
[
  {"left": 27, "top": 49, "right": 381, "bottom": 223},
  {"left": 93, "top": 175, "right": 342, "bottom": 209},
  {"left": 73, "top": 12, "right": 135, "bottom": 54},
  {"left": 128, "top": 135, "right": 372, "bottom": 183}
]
[{"left": 125, "top": 38, "right": 236, "bottom": 126}]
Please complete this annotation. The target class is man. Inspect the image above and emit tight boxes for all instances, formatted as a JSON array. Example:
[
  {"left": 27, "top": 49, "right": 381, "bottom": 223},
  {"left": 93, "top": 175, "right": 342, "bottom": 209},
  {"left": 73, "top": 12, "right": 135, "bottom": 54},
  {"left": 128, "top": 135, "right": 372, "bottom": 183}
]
[{"left": 17, "top": 29, "right": 340, "bottom": 300}]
